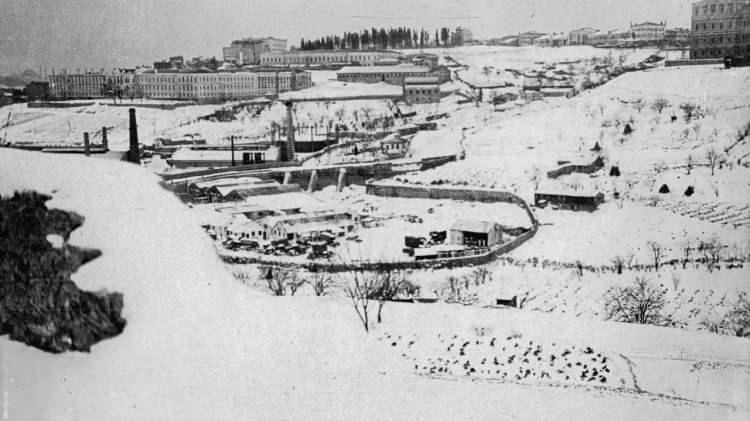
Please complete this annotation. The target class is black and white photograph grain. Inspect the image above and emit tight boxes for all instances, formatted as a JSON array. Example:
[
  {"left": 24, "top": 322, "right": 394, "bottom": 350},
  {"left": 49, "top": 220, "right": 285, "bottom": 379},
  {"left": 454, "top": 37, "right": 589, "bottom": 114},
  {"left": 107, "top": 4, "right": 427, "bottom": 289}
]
[{"left": 1, "top": 0, "right": 749, "bottom": 419}]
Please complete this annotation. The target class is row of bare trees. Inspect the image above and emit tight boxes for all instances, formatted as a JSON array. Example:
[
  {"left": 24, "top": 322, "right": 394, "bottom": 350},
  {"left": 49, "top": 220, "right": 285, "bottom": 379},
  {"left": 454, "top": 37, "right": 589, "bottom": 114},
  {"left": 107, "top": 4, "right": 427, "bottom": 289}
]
[
  {"left": 261, "top": 264, "right": 420, "bottom": 332},
  {"left": 262, "top": 267, "right": 334, "bottom": 297},
  {"left": 605, "top": 276, "right": 750, "bottom": 337},
  {"left": 342, "top": 264, "right": 419, "bottom": 332}
]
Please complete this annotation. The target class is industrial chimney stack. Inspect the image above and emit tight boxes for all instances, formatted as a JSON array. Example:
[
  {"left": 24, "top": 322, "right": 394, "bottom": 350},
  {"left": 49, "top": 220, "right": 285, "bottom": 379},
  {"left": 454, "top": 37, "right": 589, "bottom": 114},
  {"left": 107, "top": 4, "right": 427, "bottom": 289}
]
[
  {"left": 285, "top": 101, "right": 295, "bottom": 162},
  {"left": 128, "top": 108, "right": 140, "bottom": 164}
]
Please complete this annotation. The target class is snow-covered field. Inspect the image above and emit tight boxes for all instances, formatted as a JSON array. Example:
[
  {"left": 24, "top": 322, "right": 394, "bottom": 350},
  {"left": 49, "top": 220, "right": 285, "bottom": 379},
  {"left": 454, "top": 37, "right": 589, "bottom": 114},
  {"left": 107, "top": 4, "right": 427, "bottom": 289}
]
[
  {"left": 2, "top": 149, "right": 749, "bottom": 420},
  {"left": 2, "top": 46, "right": 750, "bottom": 420}
]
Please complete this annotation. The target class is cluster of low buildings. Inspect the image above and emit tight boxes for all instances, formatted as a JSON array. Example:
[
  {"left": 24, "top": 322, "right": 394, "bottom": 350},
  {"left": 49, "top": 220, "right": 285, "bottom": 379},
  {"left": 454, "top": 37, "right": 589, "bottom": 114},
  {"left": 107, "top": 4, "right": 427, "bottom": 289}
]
[
  {"left": 488, "top": 1, "right": 750, "bottom": 61},
  {"left": 492, "top": 21, "right": 682, "bottom": 49},
  {"left": 195, "top": 177, "right": 359, "bottom": 244}
]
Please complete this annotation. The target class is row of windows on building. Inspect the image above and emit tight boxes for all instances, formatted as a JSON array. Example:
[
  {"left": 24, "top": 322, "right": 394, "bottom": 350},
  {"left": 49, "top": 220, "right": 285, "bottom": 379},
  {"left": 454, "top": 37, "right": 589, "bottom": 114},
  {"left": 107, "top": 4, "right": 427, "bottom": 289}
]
[
  {"left": 695, "top": 2, "right": 741, "bottom": 16},
  {"left": 693, "top": 33, "right": 750, "bottom": 43},
  {"left": 693, "top": 44, "right": 750, "bottom": 57},
  {"left": 694, "top": 19, "right": 750, "bottom": 30}
]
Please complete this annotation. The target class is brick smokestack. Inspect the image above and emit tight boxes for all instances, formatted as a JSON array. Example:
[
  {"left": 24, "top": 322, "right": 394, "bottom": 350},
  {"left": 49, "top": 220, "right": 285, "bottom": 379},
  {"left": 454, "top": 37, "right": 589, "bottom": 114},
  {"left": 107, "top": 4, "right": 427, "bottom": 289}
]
[
  {"left": 128, "top": 108, "right": 140, "bottom": 164},
  {"left": 101, "top": 126, "right": 108, "bottom": 151},
  {"left": 83, "top": 132, "right": 90, "bottom": 157},
  {"left": 285, "top": 101, "right": 295, "bottom": 161}
]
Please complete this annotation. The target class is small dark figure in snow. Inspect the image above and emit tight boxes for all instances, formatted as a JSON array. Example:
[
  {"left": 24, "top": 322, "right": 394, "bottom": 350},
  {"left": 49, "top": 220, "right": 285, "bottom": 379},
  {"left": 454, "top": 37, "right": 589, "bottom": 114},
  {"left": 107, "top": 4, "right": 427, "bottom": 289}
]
[{"left": 623, "top": 123, "right": 633, "bottom": 135}]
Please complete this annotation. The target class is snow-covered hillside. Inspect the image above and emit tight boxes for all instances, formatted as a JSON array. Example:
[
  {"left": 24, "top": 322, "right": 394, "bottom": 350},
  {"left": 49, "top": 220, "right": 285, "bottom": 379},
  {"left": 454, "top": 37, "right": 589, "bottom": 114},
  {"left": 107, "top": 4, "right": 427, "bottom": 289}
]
[{"left": 2, "top": 149, "right": 749, "bottom": 420}]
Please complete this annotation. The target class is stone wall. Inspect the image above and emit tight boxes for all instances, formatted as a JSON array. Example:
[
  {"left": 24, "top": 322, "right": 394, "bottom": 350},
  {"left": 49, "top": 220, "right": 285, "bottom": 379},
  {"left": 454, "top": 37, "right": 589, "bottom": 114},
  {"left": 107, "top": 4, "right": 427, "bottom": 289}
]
[{"left": 221, "top": 182, "right": 539, "bottom": 271}]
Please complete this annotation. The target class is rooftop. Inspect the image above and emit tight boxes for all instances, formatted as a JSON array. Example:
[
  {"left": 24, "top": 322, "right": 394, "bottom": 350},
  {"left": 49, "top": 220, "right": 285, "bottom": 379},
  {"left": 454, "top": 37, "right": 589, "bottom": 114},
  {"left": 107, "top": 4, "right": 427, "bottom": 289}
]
[
  {"left": 338, "top": 64, "right": 432, "bottom": 74},
  {"left": 450, "top": 219, "right": 500, "bottom": 234},
  {"left": 404, "top": 76, "right": 441, "bottom": 85}
]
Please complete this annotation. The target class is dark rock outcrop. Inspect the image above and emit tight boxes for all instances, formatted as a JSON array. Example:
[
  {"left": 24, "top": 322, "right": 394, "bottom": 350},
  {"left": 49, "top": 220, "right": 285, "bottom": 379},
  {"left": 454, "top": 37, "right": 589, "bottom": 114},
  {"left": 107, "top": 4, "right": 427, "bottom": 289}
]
[{"left": 0, "top": 191, "right": 126, "bottom": 353}]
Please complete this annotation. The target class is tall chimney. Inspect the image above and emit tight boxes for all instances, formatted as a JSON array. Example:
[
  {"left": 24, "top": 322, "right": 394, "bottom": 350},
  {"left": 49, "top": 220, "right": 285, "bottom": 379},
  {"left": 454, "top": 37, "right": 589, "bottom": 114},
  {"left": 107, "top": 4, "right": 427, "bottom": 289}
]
[
  {"left": 83, "top": 132, "right": 90, "bottom": 157},
  {"left": 284, "top": 101, "right": 295, "bottom": 161},
  {"left": 101, "top": 126, "right": 108, "bottom": 151},
  {"left": 128, "top": 108, "right": 140, "bottom": 164}
]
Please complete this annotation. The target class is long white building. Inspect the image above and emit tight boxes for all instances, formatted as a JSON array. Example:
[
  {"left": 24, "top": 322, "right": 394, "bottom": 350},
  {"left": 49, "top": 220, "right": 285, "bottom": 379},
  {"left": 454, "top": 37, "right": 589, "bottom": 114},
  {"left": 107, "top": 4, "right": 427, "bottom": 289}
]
[
  {"left": 48, "top": 69, "right": 312, "bottom": 101},
  {"left": 260, "top": 50, "right": 401, "bottom": 67}
]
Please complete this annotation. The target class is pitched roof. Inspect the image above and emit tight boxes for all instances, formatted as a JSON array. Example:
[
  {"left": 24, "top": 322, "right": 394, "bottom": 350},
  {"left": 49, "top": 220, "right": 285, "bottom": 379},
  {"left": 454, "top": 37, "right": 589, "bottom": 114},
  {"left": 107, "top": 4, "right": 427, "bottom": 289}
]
[
  {"left": 337, "top": 64, "right": 431, "bottom": 74},
  {"left": 450, "top": 219, "right": 499, "bottom": 234}
]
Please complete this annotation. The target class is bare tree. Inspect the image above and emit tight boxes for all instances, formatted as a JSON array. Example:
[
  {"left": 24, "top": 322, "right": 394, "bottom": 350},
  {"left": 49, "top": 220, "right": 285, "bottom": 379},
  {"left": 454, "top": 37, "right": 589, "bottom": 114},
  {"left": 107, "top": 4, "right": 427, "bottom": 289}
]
[
  {"left": 706, "top": 147, "right": 720, "bottom": 176},
  {"left": 647, "top": 241, "right": 664, "bottom": 272},
  {"left": 264, "top": 267, "right": 287, "bottom": 296},
  {"left": 447, "top": 275, "right": 462, "bottom": 302},
  {"left": 604, "top": 277, "right": 669, "bottom": 325},
  {"left": 680, "top": 102, "right": 699, "bottom": 122},
  {"left": 465, "top": 267, "right": 492, "bottom": 287},
  {"left": 698, "top": 238, "right": 723, "bottom": 271},
  {"left": 342, "top": 266, "right": 380, "bottom": 332},
  {"left": 611, "top": 255, "right": 626, "bottom": 274},
  {"left": 652, "top": 98, "right": 670, "bottom": 114},
  {"left": 701, "top": 296, "right": 750, "bottom": 336},
  {"left": 287, "top": 272, "right": 306, "bottom": 296},
  {"left": 307, "top": 272, "right": 334, "bottom": 296},
  {"left": 682, "top": 240, "right": 693, "bottom": 269},
  {"left": 686, "top": 155, "right": 693, "bottom": 175},
  {"left": 724, "top": 296, "right": 750, "bottom": 337},
  {"left": 368, "top": 264, "right": 418, "bottom": 324},
  {"left": 633, "top": 100, "right": 645, "bottom": 113}
]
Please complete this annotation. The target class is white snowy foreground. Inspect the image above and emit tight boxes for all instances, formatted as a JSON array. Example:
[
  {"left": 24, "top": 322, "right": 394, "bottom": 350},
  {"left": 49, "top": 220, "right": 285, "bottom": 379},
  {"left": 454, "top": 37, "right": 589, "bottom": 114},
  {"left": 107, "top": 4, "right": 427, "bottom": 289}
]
[{"left": 1, "top": 149, "right": 749, "bottom": 420}]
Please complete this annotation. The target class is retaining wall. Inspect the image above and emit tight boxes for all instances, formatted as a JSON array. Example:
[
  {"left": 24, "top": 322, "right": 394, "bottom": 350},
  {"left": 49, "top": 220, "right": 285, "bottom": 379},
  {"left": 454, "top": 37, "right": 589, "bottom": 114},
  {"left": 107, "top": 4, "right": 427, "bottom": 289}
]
[
  {"left": 665, "top": 59, "right": 723, "bottom": 67},
  {"left": 222, "top": 182, "right": 539, "bottom": 271}
]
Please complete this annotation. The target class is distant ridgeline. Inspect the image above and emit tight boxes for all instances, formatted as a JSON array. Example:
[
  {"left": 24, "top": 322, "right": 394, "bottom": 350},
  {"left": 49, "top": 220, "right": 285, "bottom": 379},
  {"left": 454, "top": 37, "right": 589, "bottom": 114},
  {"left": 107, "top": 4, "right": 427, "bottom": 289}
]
[{"left": 0, "top": 191, "right": 126, "bottom": 353}]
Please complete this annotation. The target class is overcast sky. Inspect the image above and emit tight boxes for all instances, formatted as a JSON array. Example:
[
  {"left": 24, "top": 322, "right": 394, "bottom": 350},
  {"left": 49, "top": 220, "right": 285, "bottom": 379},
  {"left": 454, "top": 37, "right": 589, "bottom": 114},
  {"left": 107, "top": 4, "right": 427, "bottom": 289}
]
[{"left": 0, "top": 0, "right": 694, "bottom": 74}]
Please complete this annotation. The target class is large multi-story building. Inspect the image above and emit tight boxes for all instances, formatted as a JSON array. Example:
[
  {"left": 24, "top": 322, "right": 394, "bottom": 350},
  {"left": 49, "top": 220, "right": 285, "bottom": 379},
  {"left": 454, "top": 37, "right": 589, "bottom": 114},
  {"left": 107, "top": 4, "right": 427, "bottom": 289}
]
[
  {"left": 336, "top": 64, "right": 451, "bottom": 85},
  {"left": 568, "top": 27, "right": 599, "bottom": 45},
  {"left": 454, "top": 27, "right": 474, "bottom": 45},
  {"left": 691, "top": 0, "right": 750, "bottom": 59},
  {"left": 630, "top": 21, "right": 667, "bottom": 44},
  {"left": 222, "top": 37, "right": 287, "bottom": 66},
  {"left": 260, "top": 50, "right": 401, "bottom": 67},
  {"left": 589, "top": 29, "right": 634, "bottom": 47},
  {"left": 48, "top": 68, "right": 311, "bottom": 101},
  {"left": 519, "top": 31, "right": 547, "bottom": 46},
  {"left": 49, "top": 72, "right": 106, "bottom": 99}
]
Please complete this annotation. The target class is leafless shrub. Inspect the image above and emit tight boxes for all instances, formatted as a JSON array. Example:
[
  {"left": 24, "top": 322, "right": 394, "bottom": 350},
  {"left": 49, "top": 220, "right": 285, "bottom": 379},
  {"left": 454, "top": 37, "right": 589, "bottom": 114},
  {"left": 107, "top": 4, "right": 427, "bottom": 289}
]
[
  {"left": 680, "top": 102, "right": 699, "bottom": 122},
  {"left": 706, "top": 147, "right": 721, "bottom": 176},
  {"left": 701, "top": 296, "right": 750, "bottom": 337},
  {"left": 307, "top": 272, "right": 335, "bottom": 296},
  {"left": 698, "top": 238, "right": 723, "bottom": 272},
  {"left": 724, "top": 295, "right": 750, "bottom": 337},
  {"left": 611, "top": 256, "right": 625, "bottom": 274},
  {"left": 263, "top": 267, "right": 304, "bottom": 296},
  {"left": 604, "top": 277, "right": 669, "bottom": 325},
  {"left": 464, "top": 267, "right": 492, "bottom": 287},
  {"left": 652, "top": 98, "right": 670, "bottom": 114}
]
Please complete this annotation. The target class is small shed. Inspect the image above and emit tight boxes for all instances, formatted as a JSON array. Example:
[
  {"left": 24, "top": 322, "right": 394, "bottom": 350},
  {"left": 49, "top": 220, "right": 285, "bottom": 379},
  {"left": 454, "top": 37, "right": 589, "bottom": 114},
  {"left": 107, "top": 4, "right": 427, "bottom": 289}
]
[
  {"left": 448, "top": 220, "right": 503, "bottom": 248},
  {"left": 381, "top": 135, "right": 409, "bottom": 157}
]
